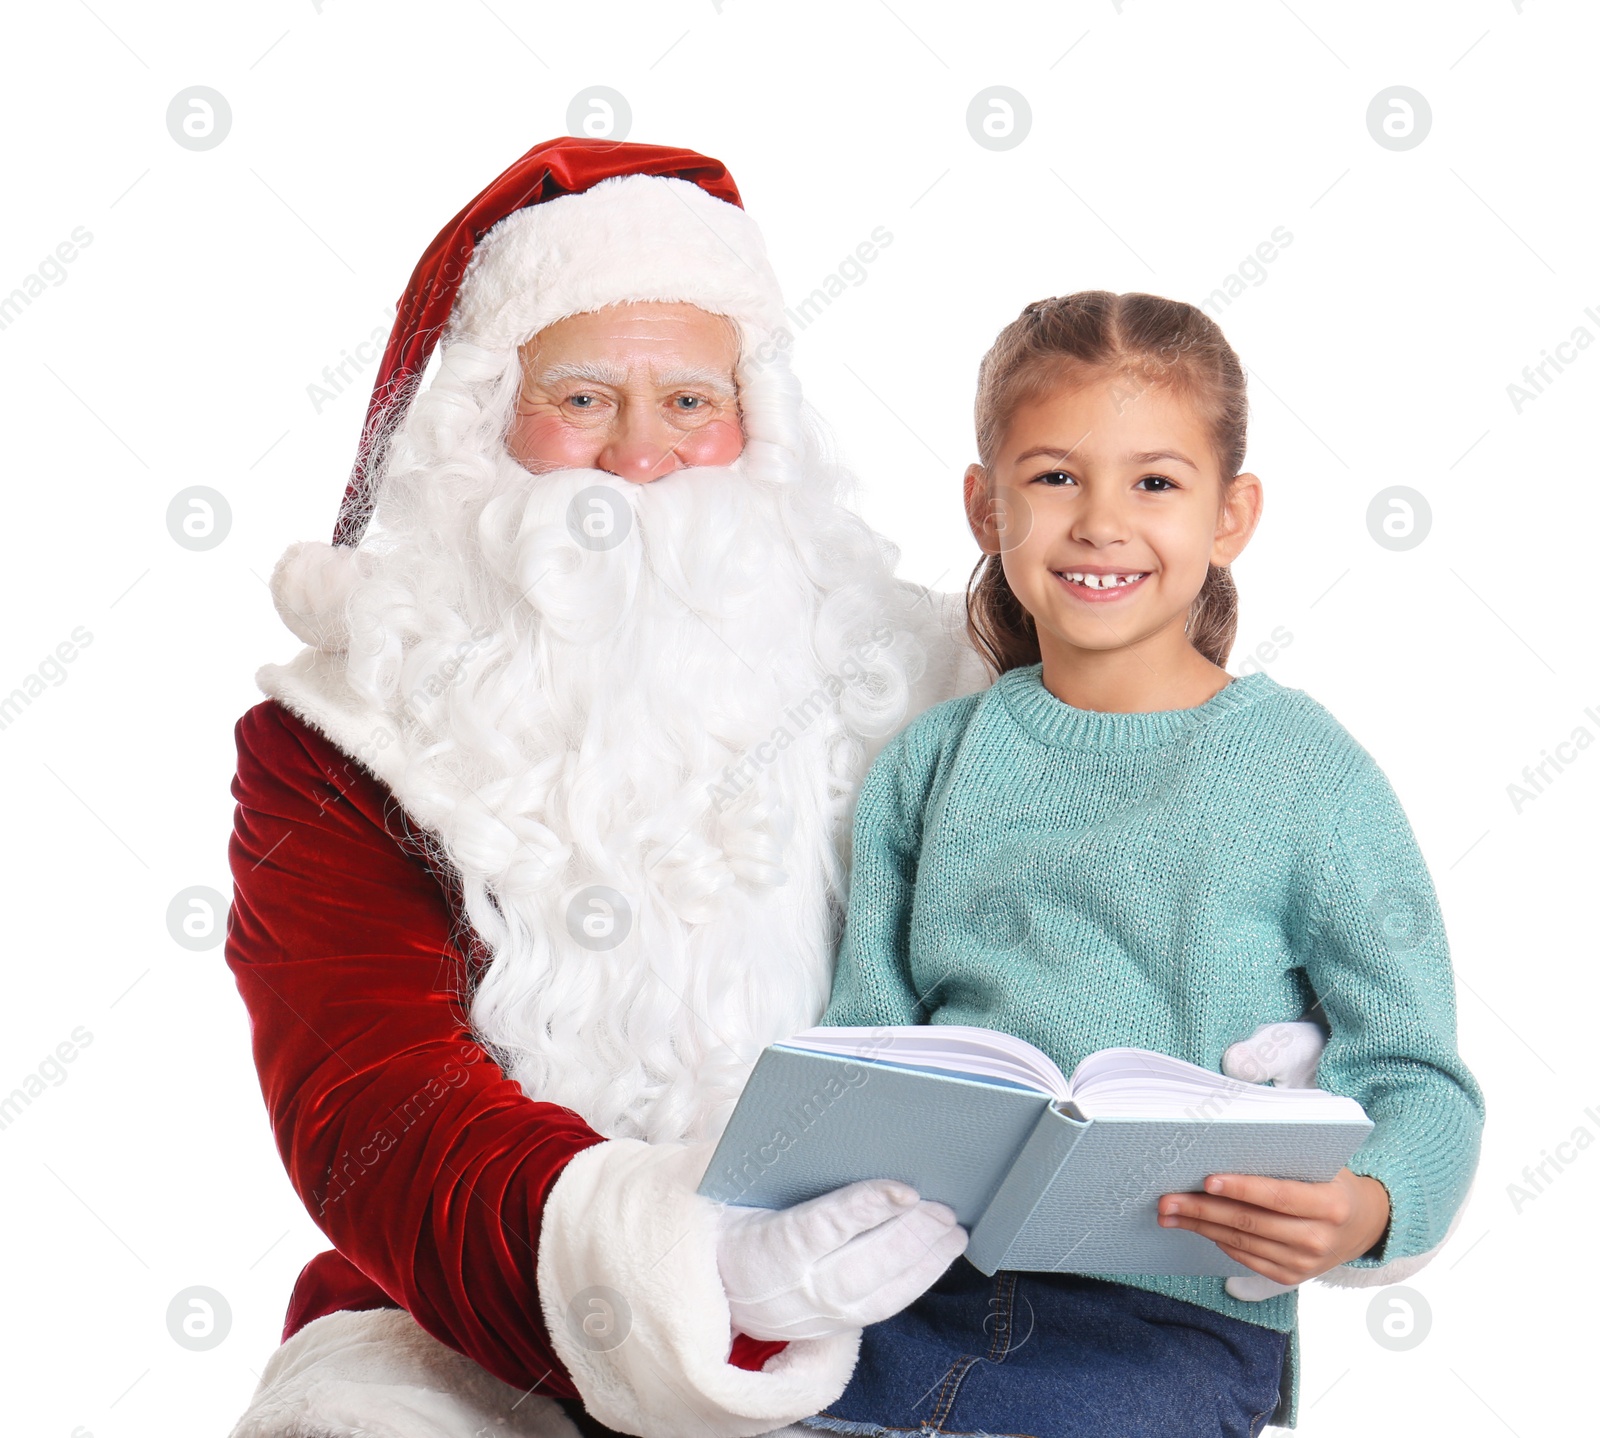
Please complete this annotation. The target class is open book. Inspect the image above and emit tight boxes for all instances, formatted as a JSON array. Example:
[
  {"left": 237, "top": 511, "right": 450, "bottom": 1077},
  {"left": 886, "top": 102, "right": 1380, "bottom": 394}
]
[{"left": 697, "top": 1025, "right": 1372, "bottom": 1277}]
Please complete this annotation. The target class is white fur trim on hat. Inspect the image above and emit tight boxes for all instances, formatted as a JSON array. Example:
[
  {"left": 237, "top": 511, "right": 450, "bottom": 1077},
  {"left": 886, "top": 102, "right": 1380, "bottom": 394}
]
[
  {"left": 451, "top": 174, "right": 787, "bottom": 354},
  {"left": 447, "top": 173, "right": 803, "bottom": 484},
  {"left": 536, "top": 1136, "right": 860, "bottom": 1438}
]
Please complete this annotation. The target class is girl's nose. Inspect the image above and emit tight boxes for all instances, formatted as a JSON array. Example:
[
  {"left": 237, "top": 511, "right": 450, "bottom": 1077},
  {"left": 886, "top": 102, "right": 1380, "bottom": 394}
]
[{"left": 1071, "top": 492, "right": 1129, "bottom": 546}]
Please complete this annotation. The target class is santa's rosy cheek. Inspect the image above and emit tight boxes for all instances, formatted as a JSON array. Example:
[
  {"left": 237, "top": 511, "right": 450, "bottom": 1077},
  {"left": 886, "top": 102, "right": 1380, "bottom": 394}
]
[
  {"left": 506, "top": 411, "right": 601, "bottom": 468},
  {"left": 675, "top": 417, "right": 745, "bottom": 466}
]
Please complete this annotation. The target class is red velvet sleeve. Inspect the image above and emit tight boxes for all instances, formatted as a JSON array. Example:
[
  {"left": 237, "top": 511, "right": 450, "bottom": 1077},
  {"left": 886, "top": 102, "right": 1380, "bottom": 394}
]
[{"left": 226, "top": 700, "right": 787, "bottom": 1392}]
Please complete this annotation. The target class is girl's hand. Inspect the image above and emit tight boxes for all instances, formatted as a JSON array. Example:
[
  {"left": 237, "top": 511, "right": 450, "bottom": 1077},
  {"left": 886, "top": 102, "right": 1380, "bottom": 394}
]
[{"left": 1157, "top": 1168, "right": 1391, "bottom": 1285}]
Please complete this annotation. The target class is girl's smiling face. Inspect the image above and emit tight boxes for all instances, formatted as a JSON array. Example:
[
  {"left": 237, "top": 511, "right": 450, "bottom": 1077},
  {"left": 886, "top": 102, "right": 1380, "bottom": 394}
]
[{"left": 966, "top": 373, "right": 1262, "bottom": 696}]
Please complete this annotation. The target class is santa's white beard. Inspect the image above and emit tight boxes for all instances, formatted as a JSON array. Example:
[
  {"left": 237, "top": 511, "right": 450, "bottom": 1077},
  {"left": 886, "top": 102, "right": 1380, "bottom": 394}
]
[{"left": 337, "top": 439, "right": 924, "bottom": 1145}]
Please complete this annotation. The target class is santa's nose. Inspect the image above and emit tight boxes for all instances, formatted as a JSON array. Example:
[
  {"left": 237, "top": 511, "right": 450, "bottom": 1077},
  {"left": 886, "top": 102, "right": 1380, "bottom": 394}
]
[{"left": 597, "top": 437, "right": 684, "bottom": 484}]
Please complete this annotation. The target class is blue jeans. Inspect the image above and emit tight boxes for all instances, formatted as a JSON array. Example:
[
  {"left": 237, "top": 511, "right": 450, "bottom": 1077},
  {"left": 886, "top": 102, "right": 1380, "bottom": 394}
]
[{"left": 799, "top": 1260, "right": 1288, "bottom": 1438}]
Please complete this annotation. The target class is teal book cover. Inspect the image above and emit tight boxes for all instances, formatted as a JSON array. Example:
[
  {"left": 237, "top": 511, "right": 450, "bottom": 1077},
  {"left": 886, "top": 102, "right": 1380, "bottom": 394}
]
[{"left": 696, "top": 1028, "right": 1372, "bottom": 1277}]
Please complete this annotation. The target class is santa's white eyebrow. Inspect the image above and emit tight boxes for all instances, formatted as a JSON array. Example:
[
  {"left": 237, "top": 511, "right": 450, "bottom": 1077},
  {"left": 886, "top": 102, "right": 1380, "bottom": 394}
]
[
  {"left": 529, "top": 359, "right": 736, "bottom": 398},
  {"left": 651, "top": 365, "right": 737, "bottom": 397},
  {"left": 530, "top": 359, "right": 631, "bottom": 388}
]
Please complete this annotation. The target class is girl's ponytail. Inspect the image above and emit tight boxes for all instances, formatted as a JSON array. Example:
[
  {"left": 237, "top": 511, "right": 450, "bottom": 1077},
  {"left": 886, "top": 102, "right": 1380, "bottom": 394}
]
[
  {"left": 966, "top": 552, "right": 1039, "bottom": 676},
  {"left": 1186, "top": 564, "right": 1238, "bottom": 670}
]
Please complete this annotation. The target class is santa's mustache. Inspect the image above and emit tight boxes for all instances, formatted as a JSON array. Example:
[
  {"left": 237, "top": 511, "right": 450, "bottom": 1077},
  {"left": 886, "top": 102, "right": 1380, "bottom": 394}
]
[
  {"left": 270, "top": 440, "right": 920, "bottom": 782},
  {"left": 347, "top": 447, "right": 859, "bottom": 782}
]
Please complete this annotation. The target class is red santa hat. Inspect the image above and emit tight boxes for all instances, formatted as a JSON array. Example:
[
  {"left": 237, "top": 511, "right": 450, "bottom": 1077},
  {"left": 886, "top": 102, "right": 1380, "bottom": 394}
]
[{"left": 333, "top": 137, "right": 793, "bottom": 546}]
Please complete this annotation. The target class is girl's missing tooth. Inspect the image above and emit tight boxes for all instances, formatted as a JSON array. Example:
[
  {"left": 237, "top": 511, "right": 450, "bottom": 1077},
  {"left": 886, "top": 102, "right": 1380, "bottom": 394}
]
[{"left": 807, "top": 292, "right": 1483, "bottom": 1436}]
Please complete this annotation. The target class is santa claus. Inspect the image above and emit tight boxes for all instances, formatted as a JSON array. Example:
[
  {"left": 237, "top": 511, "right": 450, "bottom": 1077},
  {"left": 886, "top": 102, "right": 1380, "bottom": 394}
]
[{"left": 223, "top": 139, "right": 1328, "bottom": 1438}]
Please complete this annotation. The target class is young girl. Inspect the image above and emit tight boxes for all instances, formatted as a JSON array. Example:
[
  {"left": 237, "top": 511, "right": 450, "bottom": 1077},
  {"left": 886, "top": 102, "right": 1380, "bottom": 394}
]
[{"left": 804, "top": 292, "right": 1483, "bottom": 1437}]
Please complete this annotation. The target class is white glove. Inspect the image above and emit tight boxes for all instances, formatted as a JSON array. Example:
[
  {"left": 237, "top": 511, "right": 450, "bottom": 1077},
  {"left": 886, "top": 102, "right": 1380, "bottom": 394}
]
[
  {"left": 1221, "top": 1020, "right": 1326, "bottom": 1301},
  {"left": 1223, "top": 1272, "right": 1298, "bottom": 1301},
  {"left": 715, "top": 1179, "right": 968, "bottom": 1342},
  {"left": 1222, "top": 1018, "right": 1325, "bottom": 1091}
]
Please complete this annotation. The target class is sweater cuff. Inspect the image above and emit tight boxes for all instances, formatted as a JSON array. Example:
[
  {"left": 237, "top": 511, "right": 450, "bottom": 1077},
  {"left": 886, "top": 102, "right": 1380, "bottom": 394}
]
[
  {"left": 1341, "top": 1144, "right": 1425, "bottom": 1267},
  {"left": 536, "top": 1137, "right": 860, "bottom": 1437},
  {"left": 1322, "top": 1143, "right": 1468, "bottom": 1288}
]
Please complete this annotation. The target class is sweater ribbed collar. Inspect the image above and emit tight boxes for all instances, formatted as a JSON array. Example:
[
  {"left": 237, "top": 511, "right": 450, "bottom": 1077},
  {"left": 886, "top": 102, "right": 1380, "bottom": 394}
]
[{"left": 996, "top": 663, "right": 1279, "bottom": 749}]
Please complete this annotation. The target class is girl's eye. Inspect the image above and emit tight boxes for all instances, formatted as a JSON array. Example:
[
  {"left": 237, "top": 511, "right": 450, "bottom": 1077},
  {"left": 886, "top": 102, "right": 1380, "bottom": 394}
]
[
  {"left": 1136, "top": 474, "right": 1176, "bottom": 491},
  {"left": 1033, "top": 470, "right": 1075, "bottom": 486}
]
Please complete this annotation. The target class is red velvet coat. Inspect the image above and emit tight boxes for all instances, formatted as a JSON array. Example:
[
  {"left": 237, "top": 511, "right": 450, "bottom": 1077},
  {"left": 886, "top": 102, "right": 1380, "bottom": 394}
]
[{"left": 225, "top": 699, "right": 786, "bottom": 1398}]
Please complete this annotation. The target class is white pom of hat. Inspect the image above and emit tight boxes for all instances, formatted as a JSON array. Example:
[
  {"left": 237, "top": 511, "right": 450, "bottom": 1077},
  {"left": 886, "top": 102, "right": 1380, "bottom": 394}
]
[{"left": 270, "top": 540, "right": 368, "bottom": 651}]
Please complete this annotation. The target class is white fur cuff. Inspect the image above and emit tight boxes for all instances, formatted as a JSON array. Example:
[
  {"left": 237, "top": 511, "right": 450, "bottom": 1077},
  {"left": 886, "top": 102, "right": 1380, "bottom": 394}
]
[
  {"left": 537, "top": 1137, "right": 860, "bottom": 1438},
  {"left": 228, "top": 1306, "right": 579, "bottom": 1438}
]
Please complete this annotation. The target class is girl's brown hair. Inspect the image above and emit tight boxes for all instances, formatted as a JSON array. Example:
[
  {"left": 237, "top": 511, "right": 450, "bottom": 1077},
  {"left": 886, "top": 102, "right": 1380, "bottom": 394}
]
[{"left": 966, "top": 290, "right": 1248, "bottom": 676}]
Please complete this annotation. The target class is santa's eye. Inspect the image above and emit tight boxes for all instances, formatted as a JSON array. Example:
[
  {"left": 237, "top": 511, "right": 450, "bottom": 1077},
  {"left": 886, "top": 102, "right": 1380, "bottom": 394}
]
[{"left": 674, "top": 394, "right": 707, "bottom": 410}]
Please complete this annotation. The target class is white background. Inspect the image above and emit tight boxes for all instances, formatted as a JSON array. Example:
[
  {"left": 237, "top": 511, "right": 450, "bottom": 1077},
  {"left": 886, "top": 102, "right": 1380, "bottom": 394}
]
[{"left": 1, "top": 2, "right": 1593, "bottom": 1434}]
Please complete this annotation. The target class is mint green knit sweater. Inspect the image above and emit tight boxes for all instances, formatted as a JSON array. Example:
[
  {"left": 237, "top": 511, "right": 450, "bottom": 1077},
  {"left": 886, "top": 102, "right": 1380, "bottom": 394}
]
[{"left": 821, "top": 664, "right": 1484, "bottom": 1426}]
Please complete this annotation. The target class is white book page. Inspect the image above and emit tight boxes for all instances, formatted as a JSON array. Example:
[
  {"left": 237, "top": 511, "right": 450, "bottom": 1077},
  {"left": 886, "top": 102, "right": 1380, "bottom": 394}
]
[
  {"left": 784, "top": 1024, "right": 1071, "bottom": 1100},
  {"left": 1066, "top": 1047, "right": 1368, "bottom": 1122},
  {"left": 781, "top": 1030, "right": 1368, "bottom": 1124}
]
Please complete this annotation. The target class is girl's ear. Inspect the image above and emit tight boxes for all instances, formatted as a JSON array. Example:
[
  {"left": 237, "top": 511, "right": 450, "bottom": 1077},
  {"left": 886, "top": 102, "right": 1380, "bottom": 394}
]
[
  {"left": 964, "top": 463, "right": 1003, "bottom": 555},
  {"left": 1212, "top": 471, "right": 1264, "bottom": 567}
]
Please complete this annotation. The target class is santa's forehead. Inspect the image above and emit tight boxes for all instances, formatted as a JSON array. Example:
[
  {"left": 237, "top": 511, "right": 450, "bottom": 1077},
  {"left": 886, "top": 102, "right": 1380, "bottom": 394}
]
[{"left": 526, "top": 356, "right": 736, "bottom": 388}]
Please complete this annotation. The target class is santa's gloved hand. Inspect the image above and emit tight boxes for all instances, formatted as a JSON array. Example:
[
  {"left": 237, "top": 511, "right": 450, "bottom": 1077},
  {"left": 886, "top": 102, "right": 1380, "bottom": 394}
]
[
  {"left": 715, "top": 1179, "right": 968, "bottom": 1342},
  {"left": 1224, "top": 1272, "right": 1298, "bottom": 1301},
  {"left": 1222, "top": 1019, "right": 1325, "bottom": 1090}
]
